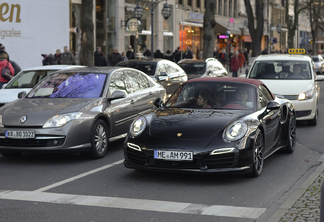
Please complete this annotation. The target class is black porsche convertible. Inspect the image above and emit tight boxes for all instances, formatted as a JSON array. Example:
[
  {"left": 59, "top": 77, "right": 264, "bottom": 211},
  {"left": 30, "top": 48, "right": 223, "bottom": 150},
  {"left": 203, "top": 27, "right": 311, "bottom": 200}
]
[{"left": 123, "top": 77, "right": 296, "bottom": 177}]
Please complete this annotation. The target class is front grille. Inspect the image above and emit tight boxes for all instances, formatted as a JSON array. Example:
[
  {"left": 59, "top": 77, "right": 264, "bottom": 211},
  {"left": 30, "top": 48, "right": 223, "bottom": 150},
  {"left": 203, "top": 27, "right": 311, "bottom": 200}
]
[
  {"left": 283, "top": 95, "right": 298, "bottom": 100},
  {"left": 0, "top": 138, "right": 65, "bottom": 147},
  {"left": 149, "top": 158, "right": 203, "bottom": 169},
  {"left": 126, "top": 149, "right": 147, "bottom": 165},
  {"left": 296, "top": 110, "right": 312, "bottom": 118},
  {"left": 204, "top": 153, "right": 236, "bottom": 168}
]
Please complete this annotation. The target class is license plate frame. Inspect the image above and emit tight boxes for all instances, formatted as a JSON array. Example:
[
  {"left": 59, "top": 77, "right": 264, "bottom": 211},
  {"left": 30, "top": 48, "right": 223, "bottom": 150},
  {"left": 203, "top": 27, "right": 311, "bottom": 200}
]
[
  {"left": 154, "top": 150, "right": 193, "bottom": 161},
  {"left": 5, "top": 130, "right": 36, "bottom": 139}
]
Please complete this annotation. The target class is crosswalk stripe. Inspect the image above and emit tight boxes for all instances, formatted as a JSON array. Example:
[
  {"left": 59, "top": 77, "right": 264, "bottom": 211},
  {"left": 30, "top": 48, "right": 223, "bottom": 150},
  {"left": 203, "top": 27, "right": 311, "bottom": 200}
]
[{"left": 0, "top": 190, "right": 266, "bottom": 219}]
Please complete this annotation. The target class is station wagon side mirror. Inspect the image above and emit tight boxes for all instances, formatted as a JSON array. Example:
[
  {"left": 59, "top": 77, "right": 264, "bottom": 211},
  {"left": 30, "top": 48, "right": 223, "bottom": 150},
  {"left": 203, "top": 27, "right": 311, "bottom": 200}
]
[
  {"left": 315, "top": 75, "right": 324, "bottom": 81},
  {"left": 266, "top": 101, "right": 280, "bottom": 110},
  {"left": 153, "top": 98, "right": 163, "bottom": 108},
  {"left": 17, "top": 91, "right": 27, "bottom": 99},
  {"left": 108, "top": 90, "right": 126, "bottom": 101},
  {"left": 157, "top": 72, "right": 168, "bottom": 81}
]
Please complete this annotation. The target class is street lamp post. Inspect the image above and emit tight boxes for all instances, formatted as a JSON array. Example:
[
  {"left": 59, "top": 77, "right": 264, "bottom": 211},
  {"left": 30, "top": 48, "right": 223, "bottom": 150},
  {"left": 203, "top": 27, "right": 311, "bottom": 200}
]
[
  {"left": 226, "top": 30, "right": 231, "bottom": 74},
  {"left": 134, "top": 0, "right": 172, "bottom": 59}
]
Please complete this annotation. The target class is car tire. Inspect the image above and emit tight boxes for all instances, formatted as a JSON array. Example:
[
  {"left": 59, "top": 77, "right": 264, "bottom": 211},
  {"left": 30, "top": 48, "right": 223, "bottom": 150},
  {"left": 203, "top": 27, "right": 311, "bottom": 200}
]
[
  {"left": 308, "top": 108, "right": 318, "bottom": 126},
  {"left": 0, "top": 151, "right": 22, "bottom": 157},
  {"left": 282, "top": 114, "right": 296, "bottom": 153},
  {"left": 247, "top": 129, "right": 264, "bottom": 177},
  {"left": 83, "top": 119, "right": 109, "bottom": 159}
]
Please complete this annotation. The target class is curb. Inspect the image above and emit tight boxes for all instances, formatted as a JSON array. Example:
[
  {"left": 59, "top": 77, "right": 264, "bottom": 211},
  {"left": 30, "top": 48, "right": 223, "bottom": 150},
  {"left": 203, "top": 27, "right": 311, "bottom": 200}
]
[{"left": 266, "top": 161, "right": 324, "bottom": 222}]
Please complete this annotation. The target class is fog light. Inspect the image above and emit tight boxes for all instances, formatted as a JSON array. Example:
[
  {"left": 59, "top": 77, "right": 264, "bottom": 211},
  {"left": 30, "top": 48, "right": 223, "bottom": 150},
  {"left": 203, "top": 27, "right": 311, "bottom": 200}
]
[{"left": 53, "top": 140, "right": 58, "bottom": 145}]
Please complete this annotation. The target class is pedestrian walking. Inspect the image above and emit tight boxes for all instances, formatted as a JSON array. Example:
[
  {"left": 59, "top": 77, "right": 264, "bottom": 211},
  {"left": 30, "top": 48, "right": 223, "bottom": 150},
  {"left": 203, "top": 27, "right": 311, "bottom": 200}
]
[
  {"left": 154, "top": 48, "right": 164, "bottom": 58},
  {"left": 96, "top": 52, "right": 108, "bottom": 66},
  {"left": 219, "top": 48, "right": 227, "bottom": 67},
  {"left": 164, "top": 50, "right": 174, "bottom": 61},
  {"left": 238, "top": 50, "right": 246, "bottom": 72},
  {"left": 121, "top": 52, "right": 128, "bottom": 61},
  {"left": 94, "top": 46, "right": 101, "bottom": 66},
  {"left": 126, "top": 46, "right": 135, "bottom": 60},
  {"left": 108, "top": 47, "right": 123, "bottom": 66},
  {"left": 143, "top": 48, "right": 152, "bottom": 58},
  {"left": 59, "top": 46, "right": 75, "bottom": 65},
  {"left": 230, "top": 51, "right": 239, "bottom": 77},
  {"left": 184, "top": 47, "right": 193, "bottom": 59},
  {"left": 243, "top": 48, "right": 249, "bottom": 67},
  {"left": 173, "top": 47, "right": 181, "bottom": 63},
  {"left": 0, "top": 44, "right": 21, "bottom": 75},
  {"left": 54, "top": 49, "right": 61, "bottom": 64},
  {"left": 0, "top": 51, "right": 14, "bottom": 88}
]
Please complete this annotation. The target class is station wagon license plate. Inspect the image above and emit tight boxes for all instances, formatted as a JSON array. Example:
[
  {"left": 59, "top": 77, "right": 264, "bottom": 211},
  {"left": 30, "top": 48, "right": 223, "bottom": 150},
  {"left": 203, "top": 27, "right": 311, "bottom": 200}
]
[
  {"left": 154, "top": 150, "right": 193, "bottom": 161},
  {"left": 5, "top": 130, "right": 35, "bottom": 139}
]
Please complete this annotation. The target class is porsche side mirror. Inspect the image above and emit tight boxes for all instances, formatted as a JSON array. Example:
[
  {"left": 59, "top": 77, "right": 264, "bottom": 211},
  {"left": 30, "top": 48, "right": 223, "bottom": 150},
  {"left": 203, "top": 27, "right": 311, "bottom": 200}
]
[
  {"left": 153, "top": 98, "right": 163, "bottom": 108},
  {"left": 266, "top": 101, "right": 280, "bottom": 110},
  {"left": 108, "top": 90, "right": 126, "bottom": 100},
  {"left": 17, "top": 91, "right": 27, "bottom": 99}
]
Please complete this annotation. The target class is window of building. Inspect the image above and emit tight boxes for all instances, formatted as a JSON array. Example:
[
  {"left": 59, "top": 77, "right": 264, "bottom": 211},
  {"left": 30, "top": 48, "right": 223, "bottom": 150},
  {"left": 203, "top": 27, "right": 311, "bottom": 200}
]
[
  {"left": 196, "top": 0, "right": 200, "bottom": 7},
  {"left": 179, "top": 0, "right": 183, "bottom": 4},
  {"left": 224, "top": 0, "right": 227, "bottom": 16},
  {"left": 188, "top": 0, "right": 192, "bottom": 6}
]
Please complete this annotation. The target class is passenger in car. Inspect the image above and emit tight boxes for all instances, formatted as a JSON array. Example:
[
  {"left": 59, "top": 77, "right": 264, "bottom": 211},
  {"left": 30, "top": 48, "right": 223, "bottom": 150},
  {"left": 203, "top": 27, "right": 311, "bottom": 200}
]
[
  {"left": 214, "top": 90, "right": 226, "bottom": 107},
  {"left": 196, "top": 88, "right": 212, "bottom": 108},
  {"left": 290, "top": 64, "right": 305, "bottom": 79}
]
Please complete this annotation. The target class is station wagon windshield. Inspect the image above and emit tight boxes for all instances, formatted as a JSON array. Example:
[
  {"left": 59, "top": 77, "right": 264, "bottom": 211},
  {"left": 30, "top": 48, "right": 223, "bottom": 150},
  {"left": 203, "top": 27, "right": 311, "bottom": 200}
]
[
  {"left": 27, "top": 72, "right": 107, "bottom": 98},
  {"left": 249, "top": 61, "right": 312, "bottom": 80},
  {"left": 118, "top": 62, "right": 156, "bottom": 76},
  {"left": 178, "top": 62, "right": 206, "bottom": 74}
]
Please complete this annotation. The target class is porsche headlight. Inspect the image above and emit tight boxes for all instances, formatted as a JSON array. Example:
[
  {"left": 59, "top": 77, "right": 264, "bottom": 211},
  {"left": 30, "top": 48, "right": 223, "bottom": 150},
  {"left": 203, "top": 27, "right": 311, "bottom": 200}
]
[
  {"left": 43, "top": 112, "right": 83, "bottom": 128},
  {"left": 298, "top": 89, "right": 314, "bottom": 100},
  {"left": 0, "top": 114, "right": 3, "bottom": 127},
  {"left": 225, "top": 121, "right": 248, "bottom": 142},
  {"left": 129, "top": 117, "right": 146, "bottom": 137}
]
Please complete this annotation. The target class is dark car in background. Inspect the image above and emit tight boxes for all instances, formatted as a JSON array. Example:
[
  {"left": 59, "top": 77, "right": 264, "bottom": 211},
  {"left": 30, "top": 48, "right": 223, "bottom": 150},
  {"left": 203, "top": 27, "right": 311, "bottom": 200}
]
[
  {"left": 311, "top": 55, "right": 324, "bottom": 74},
  {"left": 0, "top": 67, "right": 166, "bottom": 159},
  {"left": 178, "top": 58, "right": 228, "bottom": 79},
  {"left": 117, "top": 59, "right": 188, "bottom": 97}
]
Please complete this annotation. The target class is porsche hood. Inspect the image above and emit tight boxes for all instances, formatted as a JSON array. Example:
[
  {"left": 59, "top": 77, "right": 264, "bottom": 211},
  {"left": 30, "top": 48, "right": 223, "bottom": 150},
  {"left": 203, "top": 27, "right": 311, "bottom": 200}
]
[
  {"left": 149, "top": 108, "right": 247, "bottom": 139},
  {"left": 1, "top": 98, "right": 100, "bottom": 126}
]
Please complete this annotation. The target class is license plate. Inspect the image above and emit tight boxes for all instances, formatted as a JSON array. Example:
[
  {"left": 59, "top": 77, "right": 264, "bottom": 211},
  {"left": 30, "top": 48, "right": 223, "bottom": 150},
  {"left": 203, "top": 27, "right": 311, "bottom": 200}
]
[
  {"left": 154, "top": 150, "right": 193, "bottom": 161},
  {"left": 5, "top": 130, "right": 35, "bottom": 139}
]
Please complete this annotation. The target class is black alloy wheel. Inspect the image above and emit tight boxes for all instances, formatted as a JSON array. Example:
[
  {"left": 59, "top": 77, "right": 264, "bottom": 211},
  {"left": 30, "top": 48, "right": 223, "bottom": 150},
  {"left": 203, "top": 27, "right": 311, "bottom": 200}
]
[
  {"left": 83, "top": 119, "right": 109, "bottom": 159},
  {"left": 247, "top": 129, "right": 264, "bottom": 177},
  {"left": 283, "top": 114, "right": 296, "bottom": 153}
]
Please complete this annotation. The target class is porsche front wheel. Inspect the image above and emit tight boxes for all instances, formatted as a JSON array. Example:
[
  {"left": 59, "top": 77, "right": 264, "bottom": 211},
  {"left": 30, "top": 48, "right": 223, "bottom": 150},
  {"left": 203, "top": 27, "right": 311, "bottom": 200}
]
[
  {"left": 282, "top": 114, "right": 296, "bottom": 153},
  {"left": 247, "top": 129, "right": 264, "bottom": 177}
]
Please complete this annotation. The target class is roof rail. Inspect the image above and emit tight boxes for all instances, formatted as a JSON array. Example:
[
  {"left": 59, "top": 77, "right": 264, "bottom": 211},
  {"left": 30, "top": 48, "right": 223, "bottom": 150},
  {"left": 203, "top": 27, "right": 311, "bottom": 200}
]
[{"left": 205, "top": 58, "right": 217, "bottom": 62}]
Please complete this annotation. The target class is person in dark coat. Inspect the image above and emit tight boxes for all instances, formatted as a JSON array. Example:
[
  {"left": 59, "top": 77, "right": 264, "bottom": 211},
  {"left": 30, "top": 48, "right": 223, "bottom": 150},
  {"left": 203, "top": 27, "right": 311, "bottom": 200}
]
[
  {"left": 230, "top": 51, "right": 239, "bottom": 77},
  {"left": 96, "top": 52, "right": 107, "bottom": 66},
  {"left": 94, "top": 46, "right": 101, "bottom": 66},
  {"left": 154, "top": 48, "right": 164, "bottom": 58},
  {"left": 10, "top": 60, "right": 21, "bottom": 75},
  {"left": 164, "top": 50, "right": 174, "bottom": 61},
  {"left": 54, "top": 49, "right": 61, "bottom": 64},
  {"left": 108, "top": 47, "right": 123, "bottom": 66},
  {"left": 46, "top": 54, "right": 58, "bottom": 65},
  {"left": 173, "top": 47, "right": 181, "bottom": 63},
  {"left": 126, "top": 46, "right": 135, "bottom": 60},
  {"left": 184, "top": 47, "right": 193, "bottom": 59},
  {"left": 143, "top": 48, "right": 152, "bottom": 58}
]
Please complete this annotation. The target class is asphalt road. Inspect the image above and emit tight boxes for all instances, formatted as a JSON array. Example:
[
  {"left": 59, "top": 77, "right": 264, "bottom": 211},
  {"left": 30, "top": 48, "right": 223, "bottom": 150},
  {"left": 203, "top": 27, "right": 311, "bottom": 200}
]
[{"left": 1, "top": 82, "right": 324, "bottom": 222}]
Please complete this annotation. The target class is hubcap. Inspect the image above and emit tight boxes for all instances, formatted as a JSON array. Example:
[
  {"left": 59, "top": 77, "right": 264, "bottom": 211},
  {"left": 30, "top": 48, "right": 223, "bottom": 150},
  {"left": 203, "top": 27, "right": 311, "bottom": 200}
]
[{"left": 95, "top": 124, "right": 107, "bottom": 154}]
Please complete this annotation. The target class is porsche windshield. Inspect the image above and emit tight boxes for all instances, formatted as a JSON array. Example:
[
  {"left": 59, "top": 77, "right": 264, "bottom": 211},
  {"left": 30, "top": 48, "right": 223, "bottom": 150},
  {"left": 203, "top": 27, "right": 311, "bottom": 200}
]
[
  {"left": 249, "top": 61, "right": 312, "bottom": 80},
  {"left": 165, "top": 82, "right": 256, "bottom": 110},
  {"left": 27, "top": 72, "right": 107, "bottom": 98},
  {"left": 178, "top": 62, "right": 206, "bottom": 74}
]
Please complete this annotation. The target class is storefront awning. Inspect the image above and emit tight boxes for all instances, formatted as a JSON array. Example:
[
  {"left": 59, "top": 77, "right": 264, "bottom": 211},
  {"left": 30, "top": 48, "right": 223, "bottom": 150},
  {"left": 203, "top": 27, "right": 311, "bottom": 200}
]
[
  {"left": 181, "top": 21, "right": 203, "bottom": 28},
  {"left": 215, "top": 21, "right": 249, "bottom": 36}
]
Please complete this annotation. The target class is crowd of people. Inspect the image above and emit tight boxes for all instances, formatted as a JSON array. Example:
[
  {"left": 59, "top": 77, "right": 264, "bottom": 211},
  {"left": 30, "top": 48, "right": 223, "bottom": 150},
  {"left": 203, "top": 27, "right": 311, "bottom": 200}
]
[
  {"left": 0, "top": 43, "right": 21, "bottom": 88},
  {"left": 42, "top": 46, "right": 76, "bottom": 66}
]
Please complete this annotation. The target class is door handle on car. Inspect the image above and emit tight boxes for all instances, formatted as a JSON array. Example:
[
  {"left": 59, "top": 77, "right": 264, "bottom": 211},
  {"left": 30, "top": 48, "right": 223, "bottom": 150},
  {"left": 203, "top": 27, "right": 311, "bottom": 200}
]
[
  {"left": 149, "top": 92, "right": 153, "bottom": 95},
  {"left": 131, "top": 100, "right": 135, "bottom": 104}
]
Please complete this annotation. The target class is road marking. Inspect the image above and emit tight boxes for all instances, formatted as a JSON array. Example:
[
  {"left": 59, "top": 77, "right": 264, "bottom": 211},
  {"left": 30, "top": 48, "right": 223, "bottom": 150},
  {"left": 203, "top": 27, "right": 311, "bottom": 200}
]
[
  {"left": 34, "top": 159, "right": 124, "bottom": 192},
  {"left": 0, "top": 190, "right": 266, "bottom": 219}
]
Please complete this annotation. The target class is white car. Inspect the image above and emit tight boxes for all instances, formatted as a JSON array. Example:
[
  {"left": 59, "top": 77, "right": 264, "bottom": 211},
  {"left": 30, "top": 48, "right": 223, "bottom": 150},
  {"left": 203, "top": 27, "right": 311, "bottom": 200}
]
[
  {"left": 0, "top": 65, "right": 85, "bottom": 107},
  {"left": 246, "top": 51, "right": 324, "bottom": 125}
]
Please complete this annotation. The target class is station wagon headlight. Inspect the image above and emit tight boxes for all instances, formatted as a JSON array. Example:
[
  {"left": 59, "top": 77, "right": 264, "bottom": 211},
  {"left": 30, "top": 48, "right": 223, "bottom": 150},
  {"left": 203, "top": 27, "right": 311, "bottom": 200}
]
[
  {"left": 298, "top": 89, "right": 314, "bottom": 100},
  {"left": 43, "top": 112, "right": 83, "bottom": 128},
  {"left": 129, "top": 117, "right": 146, "bottom": 138},
  {"left": 224, "top": 121, "right": 248, "bottom": 142}
]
